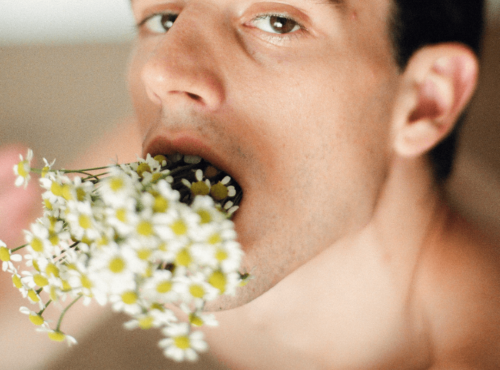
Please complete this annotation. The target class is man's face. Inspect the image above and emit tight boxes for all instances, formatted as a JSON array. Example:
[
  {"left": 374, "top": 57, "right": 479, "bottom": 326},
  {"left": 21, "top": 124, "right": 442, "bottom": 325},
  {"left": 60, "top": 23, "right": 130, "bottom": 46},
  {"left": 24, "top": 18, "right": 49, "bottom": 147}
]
[{"left": 129, "top": 0, "right": 401, "bottom": 309}]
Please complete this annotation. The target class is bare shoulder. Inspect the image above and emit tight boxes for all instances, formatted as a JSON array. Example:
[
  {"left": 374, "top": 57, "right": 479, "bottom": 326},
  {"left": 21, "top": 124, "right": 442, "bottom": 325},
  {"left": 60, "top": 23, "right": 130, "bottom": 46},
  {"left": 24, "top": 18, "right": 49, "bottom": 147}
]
[{"left": 417, "top": 210, "right": 500, "bottom": 369}]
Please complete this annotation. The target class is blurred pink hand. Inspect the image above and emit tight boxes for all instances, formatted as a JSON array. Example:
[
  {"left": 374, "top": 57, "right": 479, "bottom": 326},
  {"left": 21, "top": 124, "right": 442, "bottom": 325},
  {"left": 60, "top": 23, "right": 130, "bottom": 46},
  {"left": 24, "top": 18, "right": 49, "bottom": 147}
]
[{"left": 0, "top": 145, "right": 40, "bottom": 247}]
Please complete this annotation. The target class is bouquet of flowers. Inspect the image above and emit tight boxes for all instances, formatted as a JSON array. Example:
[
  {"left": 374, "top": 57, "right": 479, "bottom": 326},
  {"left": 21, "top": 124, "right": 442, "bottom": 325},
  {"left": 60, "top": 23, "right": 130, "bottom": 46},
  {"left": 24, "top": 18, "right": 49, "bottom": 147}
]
[{"left": 0, "top": 149, "right": 247, "bottom": 362}]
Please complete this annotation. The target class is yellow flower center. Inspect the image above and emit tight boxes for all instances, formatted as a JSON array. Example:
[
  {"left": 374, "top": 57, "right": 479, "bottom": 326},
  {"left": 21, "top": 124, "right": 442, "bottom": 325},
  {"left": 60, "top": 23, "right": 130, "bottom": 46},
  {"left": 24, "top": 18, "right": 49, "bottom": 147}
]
[
  {"left": 174, "top": 336, "right": 191, "bottom": 350},
  {"left": 49, "top": 232, "right": 59, "bottom": 246},
  {"left": 79, "top": 214, "right": 92, "bottom": 229},
  {"left": 46, "top": 263, "right": 60, "bottom": 277},
  {"left": 44, "top": 198, "right": 53, "bottom": 210},
  {"left": 41, "top": 166, "right": 49, "bottom": 178},
  {"left": 191, "top": 181, "right": 210, "bottom": 196},
  {"left": 80, "top": 275, "right": 92, "bottom": 289},
  {"left": 156, "top": 281, "right": 172, "bottom": 294},
  {"left": 137, "top": 220, "right": 154, "bottom": 236},
  {"left": 48, "top": 331, "right": 66, "bottom": 342},
  {"left": 208, "top": 233, "right": 222, "bottom": 245},
  {"left": 0, "top": 246, "right": 10, "bottom": 262},
  {"left": 34, "top": 274, "right": 49, "bottom": 287},
  {"left": 189, "top": 314, "right": 204, "bottom": 327},
  {"left": 12, "top": 274, "right": 23, "bottom": 289},
  {"left": 175, "top": 248, "right": 191, "bottom": 267},
  {"left": 32, "top": 259, "right": 40, "bottom": 272},
  {"left": 153, "top": 154, "right": 167, "bottom": 165},
  {"left": 136, "top": 163, "right": 151, "bottom": 178},
  {"left": 153, "top": 196, "right": 169, "bottom": 213},
  {"left": 210, "top": 182, "right": 229, "bottom": 201},
  {"left": 209, "top": 271, "right": 226, "bottom": 293},
  {"left": 171, "top": 220, "right": 187, "bottom": 236},
  {"left": 122, "top": 291, "right": 138, "bottom": 304},
  {"left": 17, "top": 161, "right": 28, "bottom": 177},
  {"left": 110, "top": 177, "right": 124, "bottom": 192},
  {"left": 215, "top": 249, "right": 228, "bottom": 262},
  {"left": 28, "top": 290, "right": 40, "bottom": 302},
  {"left": 197, "top": 210, "right": 212, "bottom": 224},
  {"left": 137, "top": 249, "right": 152, "bottom": 261},
  {"left": 139, "top": 316, "right": 154, "bottom": 329},
  {"left": 76, "top": 188, "right": 87, "bottom": 201},
  {"left": 62, "top": 184, "right": 73, "bottom": 201},
  {"left": 50, "top": 182, "right": 63, "bottom": 197},
  {"left": 116, "top": 208, "right": 127, "bottom": 222},
  {"left": 189, "top": 284, "right": 205, "bottom": 299},
  {"left": 29, "top": 313, "right": 44, "bottom": 326},
  {"left": 30, "top": 237, "right": 44, "bottom": 252},
  {"left": 109, "top": 257, "right": 125, "bottom": 273}
]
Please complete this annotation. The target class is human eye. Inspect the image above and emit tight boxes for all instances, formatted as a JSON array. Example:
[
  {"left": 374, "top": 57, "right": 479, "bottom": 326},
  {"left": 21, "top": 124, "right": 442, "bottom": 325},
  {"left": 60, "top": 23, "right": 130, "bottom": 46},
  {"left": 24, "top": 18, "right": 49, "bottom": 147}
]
[
  {"left": 138, "top": 13, "right": 179, "bottom": 34},
  {"left": 250, "top": 14, "right": 303, "bottom": 35}
]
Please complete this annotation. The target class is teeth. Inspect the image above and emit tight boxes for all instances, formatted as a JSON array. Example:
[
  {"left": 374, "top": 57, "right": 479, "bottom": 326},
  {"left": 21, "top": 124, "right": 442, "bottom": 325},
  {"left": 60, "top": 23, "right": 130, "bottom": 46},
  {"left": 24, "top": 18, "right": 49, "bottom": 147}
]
[
  {"left": 168, "top": 153, "right": 183, "bottom": 163},
  {"left": 183, "top": 155, "right": 202, "bottom": 164}
]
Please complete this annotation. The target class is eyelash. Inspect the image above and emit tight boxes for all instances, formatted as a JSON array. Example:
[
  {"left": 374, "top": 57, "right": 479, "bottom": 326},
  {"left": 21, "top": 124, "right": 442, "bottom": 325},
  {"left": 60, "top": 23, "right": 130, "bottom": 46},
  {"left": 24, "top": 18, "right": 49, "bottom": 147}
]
[{"left": 136, "top": 12, "right": 306, "bottom": 42}]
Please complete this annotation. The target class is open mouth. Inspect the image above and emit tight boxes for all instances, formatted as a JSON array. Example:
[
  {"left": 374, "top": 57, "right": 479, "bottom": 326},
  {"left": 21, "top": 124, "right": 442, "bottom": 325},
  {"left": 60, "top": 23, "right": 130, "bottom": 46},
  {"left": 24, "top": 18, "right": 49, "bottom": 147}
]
[{"left": 155, "top": 153, "right": 243, "bottom": 216}]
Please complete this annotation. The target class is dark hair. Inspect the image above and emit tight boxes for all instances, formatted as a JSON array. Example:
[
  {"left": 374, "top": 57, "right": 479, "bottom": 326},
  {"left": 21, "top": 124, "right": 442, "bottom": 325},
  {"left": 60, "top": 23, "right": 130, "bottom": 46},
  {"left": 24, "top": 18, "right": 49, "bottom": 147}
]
[{"left": 389, "top": 0, "right": 485, "bottom": 181}]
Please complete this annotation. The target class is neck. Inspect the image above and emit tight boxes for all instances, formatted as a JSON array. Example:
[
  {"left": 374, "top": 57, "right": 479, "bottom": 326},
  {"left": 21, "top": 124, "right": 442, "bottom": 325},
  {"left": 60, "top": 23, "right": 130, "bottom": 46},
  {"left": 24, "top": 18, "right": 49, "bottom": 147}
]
[{"left": 208, "top": 156, "right": 450, "bottom": 369}]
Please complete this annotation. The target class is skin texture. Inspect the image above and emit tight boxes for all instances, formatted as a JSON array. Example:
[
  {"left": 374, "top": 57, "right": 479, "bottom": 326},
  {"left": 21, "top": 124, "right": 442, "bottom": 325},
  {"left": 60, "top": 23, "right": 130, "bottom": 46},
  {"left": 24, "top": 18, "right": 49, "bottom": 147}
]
[{"left": 129, "top": 0, "right": 399, "bottom": 309}]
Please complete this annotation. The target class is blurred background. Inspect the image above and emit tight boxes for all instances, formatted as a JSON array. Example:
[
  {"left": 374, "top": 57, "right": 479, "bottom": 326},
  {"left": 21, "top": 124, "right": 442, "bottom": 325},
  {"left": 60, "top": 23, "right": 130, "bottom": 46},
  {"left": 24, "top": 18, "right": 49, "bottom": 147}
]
[{"left": 0, "top": 0, "right": 499, "bottom": 369}]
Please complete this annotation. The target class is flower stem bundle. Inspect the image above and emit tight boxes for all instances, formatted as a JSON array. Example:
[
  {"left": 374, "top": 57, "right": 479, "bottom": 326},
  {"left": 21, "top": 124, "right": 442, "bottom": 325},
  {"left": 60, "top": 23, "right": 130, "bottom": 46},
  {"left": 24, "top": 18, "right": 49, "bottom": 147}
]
[{"left": 2, "top": 150, "right": 248, "bottom": 362}]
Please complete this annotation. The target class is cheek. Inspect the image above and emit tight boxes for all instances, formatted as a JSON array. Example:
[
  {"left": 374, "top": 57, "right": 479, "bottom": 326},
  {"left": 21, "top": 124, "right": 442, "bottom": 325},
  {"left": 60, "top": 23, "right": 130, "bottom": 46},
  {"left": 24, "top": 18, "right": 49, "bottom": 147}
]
[{"left": 127, "top": 45, "right": 159, "bottom": 138}]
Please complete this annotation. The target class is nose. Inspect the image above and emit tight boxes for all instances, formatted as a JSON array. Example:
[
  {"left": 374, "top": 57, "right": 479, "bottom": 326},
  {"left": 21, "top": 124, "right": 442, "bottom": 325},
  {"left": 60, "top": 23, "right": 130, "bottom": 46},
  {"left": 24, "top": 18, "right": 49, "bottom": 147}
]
[{"left": 140, "top": 13, "right": 226, "bottom": 112}]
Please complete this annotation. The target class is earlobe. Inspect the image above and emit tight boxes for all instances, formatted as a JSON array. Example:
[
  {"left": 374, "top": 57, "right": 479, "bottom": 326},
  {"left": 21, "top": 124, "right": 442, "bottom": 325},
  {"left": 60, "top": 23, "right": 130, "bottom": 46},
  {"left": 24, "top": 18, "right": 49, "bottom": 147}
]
[{"left": 393, "top": 44, "right": 479, "bottom": 158}]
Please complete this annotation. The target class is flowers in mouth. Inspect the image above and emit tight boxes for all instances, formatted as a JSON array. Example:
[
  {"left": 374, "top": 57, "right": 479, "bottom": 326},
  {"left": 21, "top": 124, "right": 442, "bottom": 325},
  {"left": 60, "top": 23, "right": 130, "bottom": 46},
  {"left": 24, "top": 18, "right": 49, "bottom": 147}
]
[{"left": 2, "top": 150, "right": 247, "bottom": 362}]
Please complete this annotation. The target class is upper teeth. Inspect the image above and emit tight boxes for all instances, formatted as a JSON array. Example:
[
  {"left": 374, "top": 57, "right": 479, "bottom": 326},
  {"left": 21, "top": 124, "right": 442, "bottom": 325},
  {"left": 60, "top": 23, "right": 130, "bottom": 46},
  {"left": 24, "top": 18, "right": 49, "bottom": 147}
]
[{"left": 183, "top": 155, "right": 202, "bottom": 164}]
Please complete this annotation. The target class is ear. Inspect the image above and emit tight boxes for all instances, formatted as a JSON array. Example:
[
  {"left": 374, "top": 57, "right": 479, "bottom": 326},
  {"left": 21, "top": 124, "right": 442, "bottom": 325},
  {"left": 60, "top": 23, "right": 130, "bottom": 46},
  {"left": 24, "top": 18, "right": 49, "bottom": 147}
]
[{"left": 392, "top": 43, "right": 479, "bottom": 157}]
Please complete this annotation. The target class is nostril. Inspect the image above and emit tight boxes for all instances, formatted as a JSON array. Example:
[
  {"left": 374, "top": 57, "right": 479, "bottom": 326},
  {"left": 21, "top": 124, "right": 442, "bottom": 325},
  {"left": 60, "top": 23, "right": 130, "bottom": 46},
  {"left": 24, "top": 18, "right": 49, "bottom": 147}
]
[{"left": 187, "top": 93, "right": 202, "bottom": 101}]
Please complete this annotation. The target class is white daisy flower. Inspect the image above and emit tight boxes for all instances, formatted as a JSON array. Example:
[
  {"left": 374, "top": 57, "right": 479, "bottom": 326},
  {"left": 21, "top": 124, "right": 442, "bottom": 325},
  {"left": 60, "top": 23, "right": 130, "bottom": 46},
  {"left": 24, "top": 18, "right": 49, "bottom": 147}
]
[
  {"left": 109, "top": 290, "right": 143, "bottom": 315},
  {"left": 142, "top": 269, "right": 179, "bottom": 304},
  {"left": 210, "top": 175, "right": 236, "bottom": 201},
  {"left": 19, "top": 306, "right": 50, "bottom": 328},
  {"left": 36, "top": 327, "right": 77, "bottom": 346},
  {"left": 24, "top": 223, "right": 55, "bottom": 259},
  {"left": 0, "top": 242, "right": 22, "bottom": 272},
  {"left": 160, "top": 323, "right": 208, "bottom": 362},
  {"left": 65, "top": 201, "right": 101, "bottom": 242},
  {"left": 98, "top": 167, "right": 138, "bottom": 207},
  {"left": 181, "top": 169, "right": 211, "bottom": 197},
  {"left": 175, "top": 272, "right": 219, "bottom": 306},
  {"left": 13, "top": 148, "right": 33, "bottom": 188}
]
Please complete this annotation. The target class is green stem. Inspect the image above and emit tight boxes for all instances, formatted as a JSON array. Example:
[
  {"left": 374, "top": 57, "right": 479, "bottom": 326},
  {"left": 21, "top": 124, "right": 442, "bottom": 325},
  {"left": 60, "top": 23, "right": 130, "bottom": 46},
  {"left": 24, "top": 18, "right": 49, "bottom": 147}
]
[
  {"left": 31, "top": 165, "right": 118, "bottom": 174},
  {"left": 38, "top": 300, "right": 52, "bottom": 315},
  {"left": 12, "top": 244, "right": 28, "bottom": 253},
  {"left": 56, "top": 295, "right": 82, "bottom": 331}
]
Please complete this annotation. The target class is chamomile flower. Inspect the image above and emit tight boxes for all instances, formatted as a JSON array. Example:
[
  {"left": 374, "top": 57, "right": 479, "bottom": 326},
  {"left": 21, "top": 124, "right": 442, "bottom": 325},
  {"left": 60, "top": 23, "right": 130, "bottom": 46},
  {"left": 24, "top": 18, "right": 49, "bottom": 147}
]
[
  {"left": 109, "top": 289, "right": 143, "bottom": 315},
  {"left": 176, "top": 273, "right": 219, "bottom": 306},
  {"left": 0, "top": 242, "right": 22, "bottom": 272},
  {"left": 37, "top": 327, "right": 77, "bottom": 346},
  {"left": 65, "top": 201, "right": 101, "bottom": 242},
  {"left": 142, "top": 269, "right": 178, "bottom": 304},
  {"left": 123, "top": 311, "right": 175, "bottom": 330},
  {"left": 210, "top": 176, "right": 236, "bottom": 201},
  {"left": 14, "top": 148, "right": 33, "bottom": 188},
  {"left": 98, "top": 167, "right": 137, "bottom": 207},
  {"left": 181, "top": 169, "right": 211, "bottom": 197},
  {"left": 24, "top": 223, "right": 55, "bottom": 259},
  {"left": 5, "top": 149, "right": 247, "bottom": 362},
  {"left": 20, "top": 306, "right": 49, "bottom": 327},
  {"left": 159, "top": 323, "right": 208, "bottom": 362},
  {"left": 41, "top": 158, "right": 56, "bottom": 178}
]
